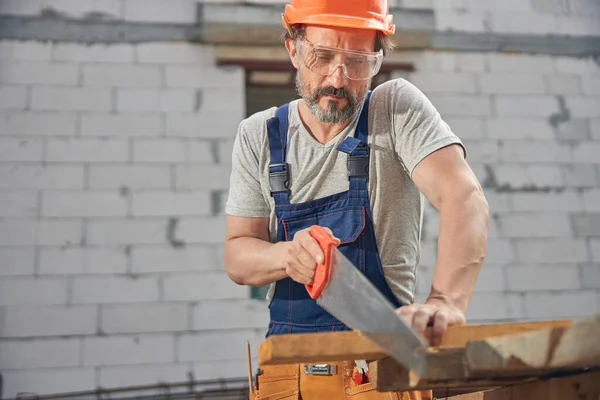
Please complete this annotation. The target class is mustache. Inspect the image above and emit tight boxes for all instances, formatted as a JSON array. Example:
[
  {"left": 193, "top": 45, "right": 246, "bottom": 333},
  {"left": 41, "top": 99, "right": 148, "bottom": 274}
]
[{"left": 313, "top": 86, "right": 351, "bottom": 100}]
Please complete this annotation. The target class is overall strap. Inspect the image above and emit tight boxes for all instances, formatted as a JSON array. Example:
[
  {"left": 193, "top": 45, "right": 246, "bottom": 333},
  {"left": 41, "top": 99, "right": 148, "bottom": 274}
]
[
  {"left": 336, "top": 91, "right": 372, "bottom": 193},
  {"left": 266, "top": 104, "right": 291, "bottom": 205}
]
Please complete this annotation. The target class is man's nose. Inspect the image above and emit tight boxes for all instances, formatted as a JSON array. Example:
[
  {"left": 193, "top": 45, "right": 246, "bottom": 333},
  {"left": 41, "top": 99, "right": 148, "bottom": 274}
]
[{"left": 328, "top": 64, "right": 347, "bottom": 88}]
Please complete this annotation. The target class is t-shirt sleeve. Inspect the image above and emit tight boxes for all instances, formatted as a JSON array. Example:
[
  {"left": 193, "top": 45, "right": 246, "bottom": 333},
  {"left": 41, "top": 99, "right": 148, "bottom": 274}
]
[
  {"left": 389, "top": 79, "right": 466, "bottom": 176},
  {"left": 224, "top": 118, "right": 271, "bottom": 218}
]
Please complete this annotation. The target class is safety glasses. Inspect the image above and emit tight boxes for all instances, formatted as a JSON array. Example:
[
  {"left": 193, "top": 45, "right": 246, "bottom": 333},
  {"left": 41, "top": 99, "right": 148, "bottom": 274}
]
[{"left": 295, "top": 38, "right": 383, "bottom": 81}]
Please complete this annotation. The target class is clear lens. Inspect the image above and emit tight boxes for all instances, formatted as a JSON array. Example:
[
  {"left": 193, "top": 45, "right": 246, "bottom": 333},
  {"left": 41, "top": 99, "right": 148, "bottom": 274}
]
[{"left": 297, "top": 40, "right": 382, "bottom": 81}]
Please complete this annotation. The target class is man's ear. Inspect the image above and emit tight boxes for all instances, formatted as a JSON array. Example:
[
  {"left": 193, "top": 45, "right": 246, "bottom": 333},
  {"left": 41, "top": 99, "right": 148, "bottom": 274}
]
[{"left": 285, "top": 39, "right": 299, "bottom": 69}]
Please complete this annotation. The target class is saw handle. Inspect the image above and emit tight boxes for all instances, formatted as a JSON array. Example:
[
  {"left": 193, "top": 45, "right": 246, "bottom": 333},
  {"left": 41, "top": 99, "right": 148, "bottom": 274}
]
[{"left": 306, "top": 225, "right": 339, "bottom": 299}]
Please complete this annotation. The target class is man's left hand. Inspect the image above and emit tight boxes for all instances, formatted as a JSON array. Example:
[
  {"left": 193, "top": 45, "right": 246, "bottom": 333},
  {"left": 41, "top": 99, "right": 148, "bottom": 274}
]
[{"left": 396, "top": 298, "right": 466, "bottom": 346}]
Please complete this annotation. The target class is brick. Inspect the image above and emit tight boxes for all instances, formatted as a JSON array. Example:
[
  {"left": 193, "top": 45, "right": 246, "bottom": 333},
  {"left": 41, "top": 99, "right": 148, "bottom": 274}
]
[
  {"left": 89, "top": 164, "right": 171, "bottom": 189},
  {"left": 563, "top": 165, "right": 598, "bottom": 188},
  {"left": 0, "top": 338, "right": 80, "bottom": 369},
  {"left": 0, "top": 40, "right": 52, "bottom": 60},
  {"left": 218, "top": 138, "right": 235, "bottom": 164},
  {"left": 197, "top": 88, "right": 245, "bottom": 115},
  {"left": 124, "top": 0, "right": 197, "bottom": 23},
  {"left": 83, "top": 64, "right": 162, "bottom": 88},
  {"left": 81, "top": 113, "right": 163, "bottom": 136},
  {"left": 194, "top": 359, "right": 249, "bottom": 381},
  {"left": 2, "top": 305, "right": 97, "bottom": 337},
  {"left": 132, "top": 191, "right": 211, "bottom": 217},
  {"left": 569, "top": 0, "right": 600, "bottom": 16},
  {"left": 42, "top": 190, "right": 127, "bottom": 217},
  {"left": 545, "top": 74, "right": 583, "bottom": 95},
  {"left": 0, "top": 137, "right": 43, "bottom": 161},
  {"left": 99, "top": 363, "right": 190, "bottom": 388},
  {"left": 193, "top": 299, "right": 269, "bottom": 330},
  {"left": 166, "top": 66, "right": 244, "bottom": 89},
  {"left": 531, "top": 0, "right": 569, "bottom": 13},
  {"left": 36, "top": 219, "right": 83, "bottom": 246},
  {"left": 488, "top": 53, "right": 555, "bottom": 73},
  {"left": 178, "top": 217, "right": 226, "bottom": 244},
  {"left": 465, "top": 293, "right": 524, "bottom": 321},
  {"left": 87, "top": 219, "right": 167, "bottom": 245},
  {"left": 557, "top": 16, "right": 600, "bottom": 36},
  {"left": 497, "top": 213, "right": 572, "bottom": 238},
  {"left": 137, "top": 42, "right": 214, "bottom": 64},
  {"left": 510, "top": 191, "right": 582, "bottom": 211},
  {"left": 498, "top": 140, "right": 571, "bottom": 163},
  {"left": 524, "top": 291, "right": 597, "bottom": 319},
  {"left": 46, "top": 137, "right": 129, "bottom": 162},
  {"left": 40, "top": 0, "right": 122, "bottom": 19},
  {"left": 0, "top": 86, "right": 27, "bottom": 110},
  {"left": 583, "top": 189, "right": 600, "bottom": 211},
  {"left": 166, "top": 113, "right": 242, "bottom": 138},
  {"left": 572, "top": 141, "right": 600, "bottom": 163},
  {"left": 178, "top": 329, "right": 264, "bottom": 362},
  {"left": 483, "top": 239, "right": 514, "bottom": 264},
  {"left": 462, "top": 0, "right": 533, "bottom": 11},
  {"left": 133, "top": 138, "right": 212, "bottom": 163},
  {"left": 479, "top": 73, "right": 546, "bottom": 94},
  {"left": 175, "top": 165, "right": 232, "bottom": 190},
  {"left": 53, "top": 42, "right": 134, "bottom": 63},
  {"left": 434, "top": 10, "right": 489, "bottom": 32},
  {"left": 435, "top": 117, "right": 482, "bottom": 140},
  {"left": 555, "top": 119, "right": 590, "bottom": 141},
  {"left": 1, "top": 367, "right": 95, "bottom": 400},
  {"left": 0, "top": 277, "right": 67, "bottom": 305},
  {"left": 494, "top": 95, "right": 558, "bottom": 117},
  {"left": 132, "top": 245, "right": 219, "bottom": 273},
  {"left": 39, "top": 247, "right": 127, "bottom": 275},
  {"left": 424, "top": 95, "right": 492, "bottom": 117},
  {"left": 101, "top": 303, "right": 188, "bottom": 334},
  {"left": 461, "top": 141, "right": 499, "bottom": 163},
  {"left": 0, "top": 62, "right": 78, "bottom": 85},
  {"left": 515, "top": 239, "right": 589, "bottom": 263},
  {"left": 389, "top": 51, "right": 457, "bottom": 72},
  {"left": 565, "top": 96, "right": 600, "bottom": 118},
  {"left": 117, "top": 89, "right": 196, "bottom": 112},
  {"left": 580, "top": 263, "right": 600, "bottom": 289},
  {"left": 407, "top": 72, "right": 477, "bottom": 93},
  {"left": 162, "top": 271, "right": 248, "bottom": 301},
  {"left": 0, "top": 111, "right": 77, "bottom": 136},
  {"left": 0, "top": 220, "right": 36, "bottom": 246},
  {"left": 31, "top": 87, "right": 112, "bottom": 111},
  {"left": 491, "top": 12, "right": 558, "bottom": 35},
  {"left": 484, "top": 193, "right": 510, "bottom": 213},
  {"left": 0, "top": 249, "right": 35, "bottom": 276},
  {"left": 593, "top": 119, "right": 600, "bottom": 140},
  {"left": 456, "top": 53, "right": 487, "bottom": 72},
  {"left": 582, "top": 75, "right": 600, "bottom": 96},
  {"left": 506, "top": 265, "right": 580, "bottom": 291},
  {"left": 0, "top": 191, "right": 38, "bottom": 217},
  {"left": 485, "top": 118, "right": 554, "bottom": 140},
  {"left": 490, "top": 165, "right": 564, "bottom": 190},
  {"left": 0, "top": 1, "right": 42, "bottom": 16},
  {"left": 556, "top": 56, "right": 600, "bottom": 74},
  {"left": 573, "top": 214, "right": 600, "bottom": 236},
  {"left": 592, "top": 239, "right": 600, "bottom": 262},
  {"left": 72, "top": 276, "right": 160, "bottom": 304},
  {"left": 83, "top": 334, "right": 174, "bottom": 366}
]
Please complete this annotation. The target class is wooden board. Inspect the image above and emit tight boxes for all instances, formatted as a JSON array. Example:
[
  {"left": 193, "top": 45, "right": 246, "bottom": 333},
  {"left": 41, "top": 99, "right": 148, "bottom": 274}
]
[
  {"left": 438, "top": 369, "right": 600, "bottom": 400},
  {"left": 465, "top": 314, "right": 600, "bottom": 372},
  {"left": 258, "top": 319, "right": 572, "bottom": 366}
]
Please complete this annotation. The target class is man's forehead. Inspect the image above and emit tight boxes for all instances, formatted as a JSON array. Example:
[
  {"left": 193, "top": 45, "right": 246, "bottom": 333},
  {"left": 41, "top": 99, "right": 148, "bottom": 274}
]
[{"left": 304, "top": 25, "right": 376, "bottom": 51}]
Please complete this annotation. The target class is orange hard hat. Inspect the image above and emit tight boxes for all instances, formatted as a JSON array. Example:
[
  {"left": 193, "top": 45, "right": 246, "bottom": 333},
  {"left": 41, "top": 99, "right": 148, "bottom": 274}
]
[{"left": 282, "top": 0, "right": 395, "bottom": 35}]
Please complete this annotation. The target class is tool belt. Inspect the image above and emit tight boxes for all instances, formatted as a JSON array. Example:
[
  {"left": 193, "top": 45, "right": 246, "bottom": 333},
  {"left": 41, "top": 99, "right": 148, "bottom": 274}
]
[{"left": 248, "top": 361, "right": 432, "bottom": 400}]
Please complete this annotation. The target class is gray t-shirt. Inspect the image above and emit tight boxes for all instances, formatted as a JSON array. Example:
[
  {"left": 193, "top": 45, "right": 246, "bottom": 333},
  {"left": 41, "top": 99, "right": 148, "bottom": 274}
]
[{"left": 225, "top": 78, "right": 466, "bottom": 305}]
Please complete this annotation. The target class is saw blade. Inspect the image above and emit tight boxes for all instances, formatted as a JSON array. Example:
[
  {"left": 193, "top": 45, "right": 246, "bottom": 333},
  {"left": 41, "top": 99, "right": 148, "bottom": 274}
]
[{"left": 316, "top": 246, "right": 427, "bottom": 376}]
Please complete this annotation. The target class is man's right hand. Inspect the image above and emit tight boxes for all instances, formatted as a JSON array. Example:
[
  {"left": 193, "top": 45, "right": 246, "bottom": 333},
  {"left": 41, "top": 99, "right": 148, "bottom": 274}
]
[{"left": 284, "top": 226, "right": 339, "bottom": 285}]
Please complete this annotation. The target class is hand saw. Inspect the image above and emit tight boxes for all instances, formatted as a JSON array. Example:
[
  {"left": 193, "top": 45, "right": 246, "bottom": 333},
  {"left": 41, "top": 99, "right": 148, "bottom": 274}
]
[{"left": 305, "top": 225, "right": 428, "bottom": 377}]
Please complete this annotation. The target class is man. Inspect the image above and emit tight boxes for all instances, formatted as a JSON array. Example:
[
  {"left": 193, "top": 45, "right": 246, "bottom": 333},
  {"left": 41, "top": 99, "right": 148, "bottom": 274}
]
[{"left": 224, "top": 0, "right": 489, "bottom": 399}]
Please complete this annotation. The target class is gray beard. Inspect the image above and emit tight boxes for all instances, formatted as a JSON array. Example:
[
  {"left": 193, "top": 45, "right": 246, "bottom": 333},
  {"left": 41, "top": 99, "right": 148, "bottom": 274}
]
[{"left": 295, "top": 74, "right": 368, "bottom": 125}]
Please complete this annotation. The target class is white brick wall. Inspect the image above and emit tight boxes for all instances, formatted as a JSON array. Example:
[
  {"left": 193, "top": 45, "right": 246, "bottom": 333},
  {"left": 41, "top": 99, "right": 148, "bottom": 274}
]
[{"left": 1, "top": 2, "right": 600, "bottom": 395}]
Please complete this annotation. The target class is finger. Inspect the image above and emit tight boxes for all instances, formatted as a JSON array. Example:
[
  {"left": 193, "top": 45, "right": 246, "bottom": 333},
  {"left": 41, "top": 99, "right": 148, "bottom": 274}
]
[
  {"left": 322, "top": 227, "right": 341, "bottom": 245},
  {"left": 430, "top": 309, "right": 450, "bottom": 346},
  {"left": 285, "top": 253, "right": 315, "bottom": 285},
  {"left": 412, "top": 307, "right": 435, "bottom": 335},
  {"left": 298, "top": 230, "right": 325, "bottom": 264},
  {"left": 395, "top": 305, "right": 417, "bottom": 326}
]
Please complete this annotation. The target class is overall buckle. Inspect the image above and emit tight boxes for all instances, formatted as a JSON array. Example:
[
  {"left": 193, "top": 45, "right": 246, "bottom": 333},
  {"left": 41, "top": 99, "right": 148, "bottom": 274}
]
[
  {"left": 347, "top": 144, "right": 369, "bottom": 179},
  {"left": 269, "top": 162, "right": 290, "bottom": 195},
  {"left": 303, "top": 364, "right": 337, "bottom": 375}
]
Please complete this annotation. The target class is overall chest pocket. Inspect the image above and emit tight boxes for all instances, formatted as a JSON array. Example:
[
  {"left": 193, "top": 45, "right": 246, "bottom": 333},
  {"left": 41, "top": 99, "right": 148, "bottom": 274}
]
[{"left": 282, "top": 206, "right": 366, "bottom": 245}]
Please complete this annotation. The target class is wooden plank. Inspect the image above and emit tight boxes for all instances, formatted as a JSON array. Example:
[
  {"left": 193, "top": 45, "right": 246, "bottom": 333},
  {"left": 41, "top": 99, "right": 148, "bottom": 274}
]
[
  {"left": 439, "top": 369, "right": 600, "bottom": 400},
  {"left": 257, "top": 319, "right": 572, "bottom": 366},
  {"left": 465, "top": 314, "right": 600, "bottom": 372}
]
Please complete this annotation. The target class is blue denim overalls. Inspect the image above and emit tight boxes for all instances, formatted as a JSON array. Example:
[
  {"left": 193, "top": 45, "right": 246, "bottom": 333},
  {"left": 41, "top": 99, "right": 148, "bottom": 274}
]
[{"left": 266, "top": 92, "right": 403, "bottom": 336}]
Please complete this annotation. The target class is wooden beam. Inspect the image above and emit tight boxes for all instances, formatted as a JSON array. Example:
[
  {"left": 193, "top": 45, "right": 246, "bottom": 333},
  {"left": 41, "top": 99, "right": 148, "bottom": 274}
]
[
  {"left": 258, "top": 319, "right": 572, "bottom": 366},
  {"left": 465, "top": 314, "right": 600, "bottom": 372},
  {"left": 439, "top": 369, "right": 600, "bottom": 400}
]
